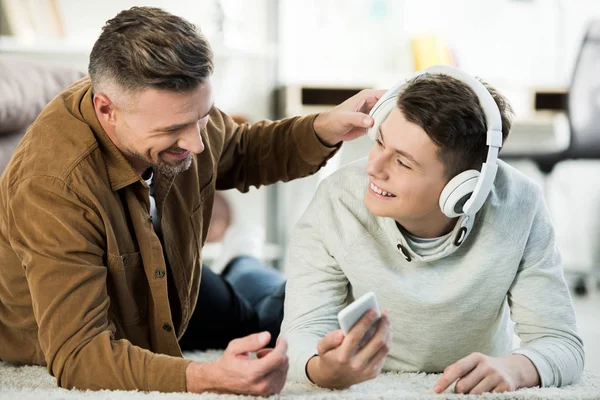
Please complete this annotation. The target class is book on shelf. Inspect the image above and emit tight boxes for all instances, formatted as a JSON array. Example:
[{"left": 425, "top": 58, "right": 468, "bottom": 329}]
[
  {"left": 0, "top": 0, "right": 36, "bottom": 39},
  {"left": 411, "top": 34, "right": 456, "bottom": 70},
  {"left": 0, "top": 2, "right": 12, "bottom": 36}
]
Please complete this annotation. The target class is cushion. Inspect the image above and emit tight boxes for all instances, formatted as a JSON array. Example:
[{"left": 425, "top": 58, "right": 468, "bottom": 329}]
[{"left": 0, "top": 55, "right": 85, "bottom": 135}]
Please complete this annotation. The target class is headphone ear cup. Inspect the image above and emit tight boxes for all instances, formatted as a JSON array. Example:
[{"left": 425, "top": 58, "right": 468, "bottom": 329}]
[
  {"left": 439, "top": 169, "right": 480, "bottom": 218},
  {"left": 367, "top": 97, "right": 397, "bottom": 141}
]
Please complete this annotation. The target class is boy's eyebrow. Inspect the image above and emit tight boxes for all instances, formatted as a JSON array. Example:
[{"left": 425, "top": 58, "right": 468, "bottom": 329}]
[{"left": 378, "top": 127, "right": 421, "bottom": 167}]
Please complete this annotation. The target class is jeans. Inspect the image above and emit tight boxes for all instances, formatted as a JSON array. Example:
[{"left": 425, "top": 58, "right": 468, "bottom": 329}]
[{"left": 179, "top": 256, "right": 286, "bottom": 351}]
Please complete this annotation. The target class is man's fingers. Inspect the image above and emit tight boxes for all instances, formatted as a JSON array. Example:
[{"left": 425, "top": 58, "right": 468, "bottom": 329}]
[
  {"left": 434, "top": 353, "right": 482, "bottom": 393},
  {"left": 338, "top": 88, "right": 385, "bottom": 122},
  {"left": 353, "top": 98, "right": 367, "bottom": 113},
  {"left": 226, "top": 331, "right": 271, "bottom": 355},
  {"left": 256, "top": 348, "right": 273, "bottom": 359},
  {"left": 370, "top": 89, "right": 387, "bottom": 99},
  {"left": 274, "top": 335, "right": 288, "bottom": 355},
  {"left": 347, "top": 111, "right": 374, "bottom": 129},
  {"left": 340, "top": 129, "right": 368, "bottom": 142},
  {"left": 354, "top": 89, "right": 386, "bottom": 104},
  {"left": 253, "top": 338, "right": 289, "bottom": 377},
  {"left": 253, "top": 359, "right": 289, "bottom": 396},
  {"left": 357, "top": 89, "right": 387, "bottom": 112},
  {"left": 317, "top": 330, "right": 344, "bottom": 355}
]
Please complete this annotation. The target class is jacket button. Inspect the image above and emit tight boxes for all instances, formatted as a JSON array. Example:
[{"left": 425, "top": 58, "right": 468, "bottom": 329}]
[
  {"left": 123, "top": 256, "right": 129, "bottom": 266},
  {"left": 162, "top": 323, "right": 172, "bottom": 332},
  {"left": 155, "top": 269, "right": 165, "bottom": 278}
]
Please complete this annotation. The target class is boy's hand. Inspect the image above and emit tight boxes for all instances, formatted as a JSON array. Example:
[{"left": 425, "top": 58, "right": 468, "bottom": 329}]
[
  {"left": 306, "top": 309, "right": 392, "bottom": 389},
  {"left": 434, "top": 353, "right": 540, "bottom": 394}
]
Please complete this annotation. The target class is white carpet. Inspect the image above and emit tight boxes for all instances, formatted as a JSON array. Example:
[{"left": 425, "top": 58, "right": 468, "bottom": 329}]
[{"left": 1, "top": 351, "right": 599, "bottom": 400}]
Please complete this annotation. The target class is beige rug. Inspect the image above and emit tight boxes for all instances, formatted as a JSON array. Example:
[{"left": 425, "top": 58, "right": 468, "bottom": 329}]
[{"left": 1, "top": 351, "right": 599, "bottom": 399}]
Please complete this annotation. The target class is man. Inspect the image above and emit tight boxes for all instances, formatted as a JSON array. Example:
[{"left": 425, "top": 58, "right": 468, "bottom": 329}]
[
  {"left": 281, "top": 71, "right": 585, "bottom": 394},
  {"left": 0, "top": 7, "right": 383, "bottom": 396}
]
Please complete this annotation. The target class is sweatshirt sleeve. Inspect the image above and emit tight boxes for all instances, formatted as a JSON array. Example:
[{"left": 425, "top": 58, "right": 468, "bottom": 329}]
[
  {"left": 509, "top": 185, "right": 585, "bottom": 387},
  {"left": 211, "top": 108, "right": 340, "bottom": 192},
  {"left": 280, "top": 182, "right": 350, "bottom": 383},
  {"left": 8, "top": 177, "right": 191, "bottom": 392}
]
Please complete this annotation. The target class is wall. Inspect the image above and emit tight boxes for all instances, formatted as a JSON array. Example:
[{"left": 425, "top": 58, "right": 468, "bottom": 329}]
[{"left": 279, "top": 0, "right": 600, "bottom": 115}]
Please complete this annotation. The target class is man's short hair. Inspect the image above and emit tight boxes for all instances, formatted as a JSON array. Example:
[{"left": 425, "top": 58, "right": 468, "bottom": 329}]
[
  {"left": 88, "top": 6, "right": 213, "bottom": 97},
  {"left": 396, "top": 74, "right": 514, "bottom": 179}
]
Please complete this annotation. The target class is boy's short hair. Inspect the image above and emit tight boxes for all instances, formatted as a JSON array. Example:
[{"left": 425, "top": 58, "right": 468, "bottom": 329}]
[{"left": 396, "top": 74, "right": 514, "bottom": 179}]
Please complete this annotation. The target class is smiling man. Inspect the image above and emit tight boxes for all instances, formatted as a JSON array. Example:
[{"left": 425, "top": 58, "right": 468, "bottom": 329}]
[
  {"left": 0, "top": 6, "right": 384, "bottom": 396},
  {"left": 281, "top": 72, "right": 584, "bottom": 394}
]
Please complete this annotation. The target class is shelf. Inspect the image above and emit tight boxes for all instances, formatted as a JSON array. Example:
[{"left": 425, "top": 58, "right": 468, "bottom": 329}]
[
  {"left": 0, "top": 35, "right": 91, "bottom": 55},
  {"left": 501, "top": 113, "right": 571, "bottom": 156},
  {"left": 0, "top": 35, "right": 277, "bottom": 59}
]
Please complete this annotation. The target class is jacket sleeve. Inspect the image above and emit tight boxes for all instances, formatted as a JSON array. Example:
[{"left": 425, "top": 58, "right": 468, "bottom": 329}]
[
  {"left": 7, "top": 176, "right": 191, "bottom": 392},
  {"left": 211, "top": 108, "right": 340, "bottom": 192},
  {"left": 280, "top": 182, "right": 350, "bottom": 383},
  {"left": 509, "top": 185, "right": 585, "bottom": 387}
]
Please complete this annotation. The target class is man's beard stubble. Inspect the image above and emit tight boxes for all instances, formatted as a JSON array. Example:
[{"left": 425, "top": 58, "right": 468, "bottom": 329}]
[
  {"left": 154, "top": 152, "right": 193, "bottom": 178},
  {"left": 131, "top": 148, "right": 193, "bottom": 178}
]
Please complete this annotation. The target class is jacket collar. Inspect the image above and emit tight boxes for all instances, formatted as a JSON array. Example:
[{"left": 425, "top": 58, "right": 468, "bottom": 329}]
[{"left": 68, "top": 78, "right": 144, "bottom": 192}]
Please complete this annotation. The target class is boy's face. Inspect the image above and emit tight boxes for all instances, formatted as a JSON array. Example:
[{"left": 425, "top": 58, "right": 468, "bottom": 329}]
[{"left": 364, "top": 108, "right": 451, "bottom": 228}]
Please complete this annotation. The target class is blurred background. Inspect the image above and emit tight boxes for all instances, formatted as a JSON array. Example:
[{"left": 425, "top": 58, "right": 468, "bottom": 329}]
[{"left": 1, "top": 0, "right": 598, "bottom": 373}]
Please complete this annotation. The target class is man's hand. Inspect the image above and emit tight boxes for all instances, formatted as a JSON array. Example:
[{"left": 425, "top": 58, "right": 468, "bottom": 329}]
[
  {"left": 186, "top": 332, "right": 289, "bottom": 396},
  {"left": 313, "top": 89, "right": 386, "bottom": 146},
  {"left": 306, "top": 309, "right": 392, "bottom": 389},
  {"left": 434, "top": 353, "right": 541, "bottom": 395}
]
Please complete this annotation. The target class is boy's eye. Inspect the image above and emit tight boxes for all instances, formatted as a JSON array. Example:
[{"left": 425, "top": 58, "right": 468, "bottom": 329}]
[{"left": 396, "top": 159, "right": 411, "bottom": 170}]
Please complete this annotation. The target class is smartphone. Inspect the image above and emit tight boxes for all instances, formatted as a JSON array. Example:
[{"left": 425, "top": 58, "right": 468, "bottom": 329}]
[{"left": 337, "top": 292, "right": 381, "bottom": 347}]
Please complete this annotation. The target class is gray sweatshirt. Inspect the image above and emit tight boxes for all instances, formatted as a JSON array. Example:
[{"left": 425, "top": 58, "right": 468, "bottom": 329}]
[{"left": 281, "top": 158, "right": 584, "bottom": 387}]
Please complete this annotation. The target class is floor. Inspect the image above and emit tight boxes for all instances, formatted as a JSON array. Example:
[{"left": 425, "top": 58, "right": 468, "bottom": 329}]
[{"left": 569, "top": 278, "right": 600, "bottom": 374}]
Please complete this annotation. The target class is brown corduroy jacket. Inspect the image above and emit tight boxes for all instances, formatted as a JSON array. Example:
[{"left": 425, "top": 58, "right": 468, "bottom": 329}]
[{"left": 0, "top": 78, "right": 338, "bottom": 392}]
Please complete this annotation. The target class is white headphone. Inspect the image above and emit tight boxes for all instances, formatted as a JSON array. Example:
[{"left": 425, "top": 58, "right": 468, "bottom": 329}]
[{"left": 367, "top": 65, "right": 503, "bottom": 218}]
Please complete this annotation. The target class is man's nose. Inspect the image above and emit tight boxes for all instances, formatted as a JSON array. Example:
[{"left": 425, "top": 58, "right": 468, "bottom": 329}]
[{"left": 179, "top": 124, "right": 205, "bottom": 154}]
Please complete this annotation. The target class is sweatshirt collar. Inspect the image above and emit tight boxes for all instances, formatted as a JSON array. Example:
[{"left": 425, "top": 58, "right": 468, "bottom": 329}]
[{"left": 381, "top": 214, "right": 475, "bottom": 263}]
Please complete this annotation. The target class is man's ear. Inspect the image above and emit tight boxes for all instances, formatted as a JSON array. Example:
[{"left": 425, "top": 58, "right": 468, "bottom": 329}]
[{"left": 93, "top": 92, "right": 118, "bottom": 125}]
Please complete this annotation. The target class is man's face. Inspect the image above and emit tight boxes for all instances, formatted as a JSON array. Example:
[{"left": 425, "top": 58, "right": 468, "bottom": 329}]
[
  {"left": 108, "top": 79, "right": 214, "bottom": 177},
  {"left": 364, "top": 108, "right": 450, "bottom": 226}
]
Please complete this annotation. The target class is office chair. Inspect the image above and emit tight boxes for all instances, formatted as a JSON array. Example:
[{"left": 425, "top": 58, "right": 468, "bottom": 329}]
[{"left": 563, "top": 19, "right": 600, "bottom": 295}]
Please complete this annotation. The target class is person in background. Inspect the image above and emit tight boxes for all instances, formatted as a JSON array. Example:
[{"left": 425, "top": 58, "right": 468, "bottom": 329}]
[{"left": 0, "top": 6, "right": 384, "bottom": 396}]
